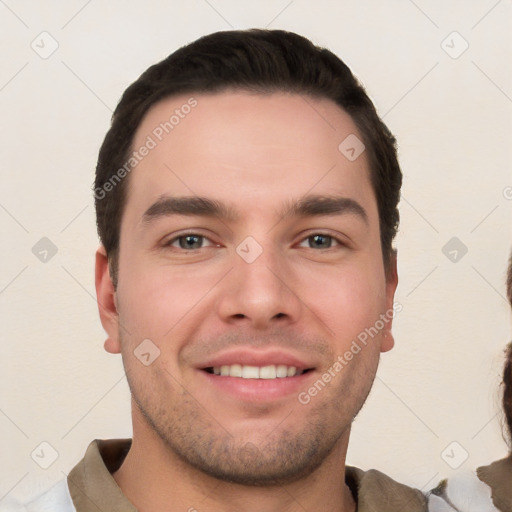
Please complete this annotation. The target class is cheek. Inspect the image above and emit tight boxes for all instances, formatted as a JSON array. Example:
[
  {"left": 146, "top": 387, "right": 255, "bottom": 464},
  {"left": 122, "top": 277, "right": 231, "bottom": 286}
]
[
  {"left": 306, "top": 263, "right": 387, "bottom": 340},
  {"left": 116, "top": 260, "right": 218, "bottom": 342}
]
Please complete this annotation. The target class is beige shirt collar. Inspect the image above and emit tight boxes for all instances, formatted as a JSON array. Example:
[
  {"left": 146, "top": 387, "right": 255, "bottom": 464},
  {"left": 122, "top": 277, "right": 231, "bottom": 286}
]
[
  {"left": 68, "top": 439, "right": 427, "bottom": 512},
  {"left": 68, "top": 439, "right": 136, "bottom": 512}
]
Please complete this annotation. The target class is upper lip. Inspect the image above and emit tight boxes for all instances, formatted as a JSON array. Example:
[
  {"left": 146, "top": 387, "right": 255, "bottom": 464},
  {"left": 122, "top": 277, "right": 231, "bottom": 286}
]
[{"left": 197, "top": 348, "right": 317, "bottom": 371}]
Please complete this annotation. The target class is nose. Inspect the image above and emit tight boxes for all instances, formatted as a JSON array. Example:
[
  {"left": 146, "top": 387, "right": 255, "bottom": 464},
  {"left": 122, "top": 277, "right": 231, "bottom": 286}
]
[{"left": 215, "top": 241, "right": 303, "bottom": 330}]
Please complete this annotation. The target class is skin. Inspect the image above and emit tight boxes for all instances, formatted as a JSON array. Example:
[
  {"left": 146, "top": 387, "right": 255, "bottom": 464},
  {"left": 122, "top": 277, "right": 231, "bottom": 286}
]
[{"left": 96, "top": 91, "right": 398, "bottom": 512}]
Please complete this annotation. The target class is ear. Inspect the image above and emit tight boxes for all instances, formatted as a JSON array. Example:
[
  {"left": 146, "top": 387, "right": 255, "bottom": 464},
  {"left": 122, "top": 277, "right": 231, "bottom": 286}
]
[
  {"left": 95, "top": 246, "right": 121, "bottom": 354},
  {"left": 381, "top": 251, "right": 398, "bottom": 353}
]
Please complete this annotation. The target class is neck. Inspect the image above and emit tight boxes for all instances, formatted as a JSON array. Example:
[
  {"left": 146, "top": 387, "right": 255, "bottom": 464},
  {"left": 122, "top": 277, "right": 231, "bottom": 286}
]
[{"left": 113, "top": 412, "right": 356, "bottom": 512}]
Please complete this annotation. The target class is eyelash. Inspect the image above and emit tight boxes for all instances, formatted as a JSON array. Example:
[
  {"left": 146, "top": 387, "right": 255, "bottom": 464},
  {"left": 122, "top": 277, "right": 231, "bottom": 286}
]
[{"left": 163, "top": 232, "right": 345, "bottom": 251}]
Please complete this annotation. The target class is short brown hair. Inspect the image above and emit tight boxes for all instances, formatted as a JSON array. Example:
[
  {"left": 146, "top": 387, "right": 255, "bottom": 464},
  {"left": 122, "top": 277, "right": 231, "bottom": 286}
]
[{"left": 94, "top": 29, "right": 402, "bottom": 286}]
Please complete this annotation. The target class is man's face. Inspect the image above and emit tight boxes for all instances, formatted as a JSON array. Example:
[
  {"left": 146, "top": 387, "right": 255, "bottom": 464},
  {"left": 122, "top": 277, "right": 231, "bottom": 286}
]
[{"left": 98, "top": 91, "right": 397, "bottom": 485}]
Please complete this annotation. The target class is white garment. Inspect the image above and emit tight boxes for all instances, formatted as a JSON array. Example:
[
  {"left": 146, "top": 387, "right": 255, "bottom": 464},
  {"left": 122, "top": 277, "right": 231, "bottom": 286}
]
[
  {"left": 0, "top": 495, "right": 26, "bottom": 512},
  {"left": 427, "top": 471, "right": 500, "bottom": 512},
  {"left": 24, "top": 480, "right": 75, "bottom": 512}
]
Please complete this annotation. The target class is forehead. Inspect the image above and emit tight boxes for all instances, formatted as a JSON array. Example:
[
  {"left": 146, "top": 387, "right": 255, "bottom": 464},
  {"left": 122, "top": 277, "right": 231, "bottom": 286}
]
[{"left": 125, "top": 91, "right": 376, "bottom": 223}]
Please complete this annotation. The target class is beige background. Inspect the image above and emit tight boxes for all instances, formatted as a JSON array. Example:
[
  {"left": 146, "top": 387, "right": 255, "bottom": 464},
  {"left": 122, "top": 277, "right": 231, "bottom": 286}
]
[{"left": 1, "top": 0, "right": 512, "bottom": 503}]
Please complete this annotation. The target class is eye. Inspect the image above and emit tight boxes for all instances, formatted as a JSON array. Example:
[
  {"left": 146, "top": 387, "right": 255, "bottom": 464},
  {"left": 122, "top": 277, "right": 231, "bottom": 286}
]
[
  {"left": 298, "top": 233, "right": 342, "bottom": 250},
  {"left": 165, "top": 233, "right": 216, "bottom": 250},
  {"left": 163, "top": 232, "right": 344, "bottom": 251}
]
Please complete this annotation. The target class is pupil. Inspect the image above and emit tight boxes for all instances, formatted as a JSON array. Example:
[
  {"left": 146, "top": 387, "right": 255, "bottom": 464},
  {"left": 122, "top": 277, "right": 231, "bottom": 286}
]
[
  {"left": 181, "top": 235, "right": 201, "bottom": 249},
  {"left": 312, "top": 235, "right": 330, "bottom": 248}
]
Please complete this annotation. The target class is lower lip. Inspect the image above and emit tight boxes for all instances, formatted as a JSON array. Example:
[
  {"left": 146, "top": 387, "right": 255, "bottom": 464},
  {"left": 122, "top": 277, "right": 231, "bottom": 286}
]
[{"left": 198, "top": 370, "right": 314, "bottom": 402}]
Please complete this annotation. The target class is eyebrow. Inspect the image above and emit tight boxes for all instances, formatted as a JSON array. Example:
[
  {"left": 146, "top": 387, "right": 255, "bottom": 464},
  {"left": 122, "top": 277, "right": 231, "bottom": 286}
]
[{"left": 141, "top": 194, "right": 368, "bottom": 225}]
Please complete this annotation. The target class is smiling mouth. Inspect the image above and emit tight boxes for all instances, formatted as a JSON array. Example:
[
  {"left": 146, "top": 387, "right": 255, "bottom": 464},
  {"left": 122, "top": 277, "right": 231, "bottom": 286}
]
[{"left": 203, "top": 364, "right": 313, "bottom": 379}]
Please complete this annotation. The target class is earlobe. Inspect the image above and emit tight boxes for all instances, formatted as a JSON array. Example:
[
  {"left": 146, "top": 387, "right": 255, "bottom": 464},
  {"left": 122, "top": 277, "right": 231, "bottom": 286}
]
[
  {"left": 95, "top": 246, "right": 121, "bottom": 354},
  {"left": 381, "top": 330, "right": 395, "bottom": 353}
]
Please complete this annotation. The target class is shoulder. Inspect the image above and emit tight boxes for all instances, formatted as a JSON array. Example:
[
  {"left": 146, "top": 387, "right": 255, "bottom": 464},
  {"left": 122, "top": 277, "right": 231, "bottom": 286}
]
[
  {"left": 22, "top": 480, "right": 75, "bottom": 512},
  {"left": 476, "top": 455, "right": 512, "bottom": 511},
  {"left": 346, "top": 466, "right": 428, "bottom": 512},
  {"left": 427, "top": 457, "right": 512, "bottom": 512}
]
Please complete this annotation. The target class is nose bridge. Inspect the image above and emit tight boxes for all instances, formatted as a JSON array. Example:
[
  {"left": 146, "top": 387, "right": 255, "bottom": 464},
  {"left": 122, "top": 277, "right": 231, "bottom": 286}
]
[
  {"left": 238, "top": 236, "right": 283, "bottom": 289},
  {"left": 217, "top": 234, "right": 301, "bottom": 327},
  {"left": 236, "top": 233, "right": 286, "bottom": 298}
]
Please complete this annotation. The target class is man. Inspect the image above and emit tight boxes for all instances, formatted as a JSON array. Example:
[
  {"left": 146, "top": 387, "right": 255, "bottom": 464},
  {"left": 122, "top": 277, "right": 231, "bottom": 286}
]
[{"left": 25, "top": 29, "right": 426, "bottom": 511}]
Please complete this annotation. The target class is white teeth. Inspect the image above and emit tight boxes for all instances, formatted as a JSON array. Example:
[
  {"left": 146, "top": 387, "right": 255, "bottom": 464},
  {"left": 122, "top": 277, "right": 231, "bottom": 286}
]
[
  {"left": 242, "top": 365, "right": 260, "bottom": 378},
  {"left": 230, "top": 364, "right": 242, "bottom": 377},
  {"left": 287, "top": 366, "right": 297, "bottom": 377},
  {"left": 210, "top": 364, "right": 302, "bottom": 379},
  {"left": 259, "top": 365, "right": 276, "bottom": 379},
  {"left": 276, "top": 365, "right": 288, "bottom": 378}
]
